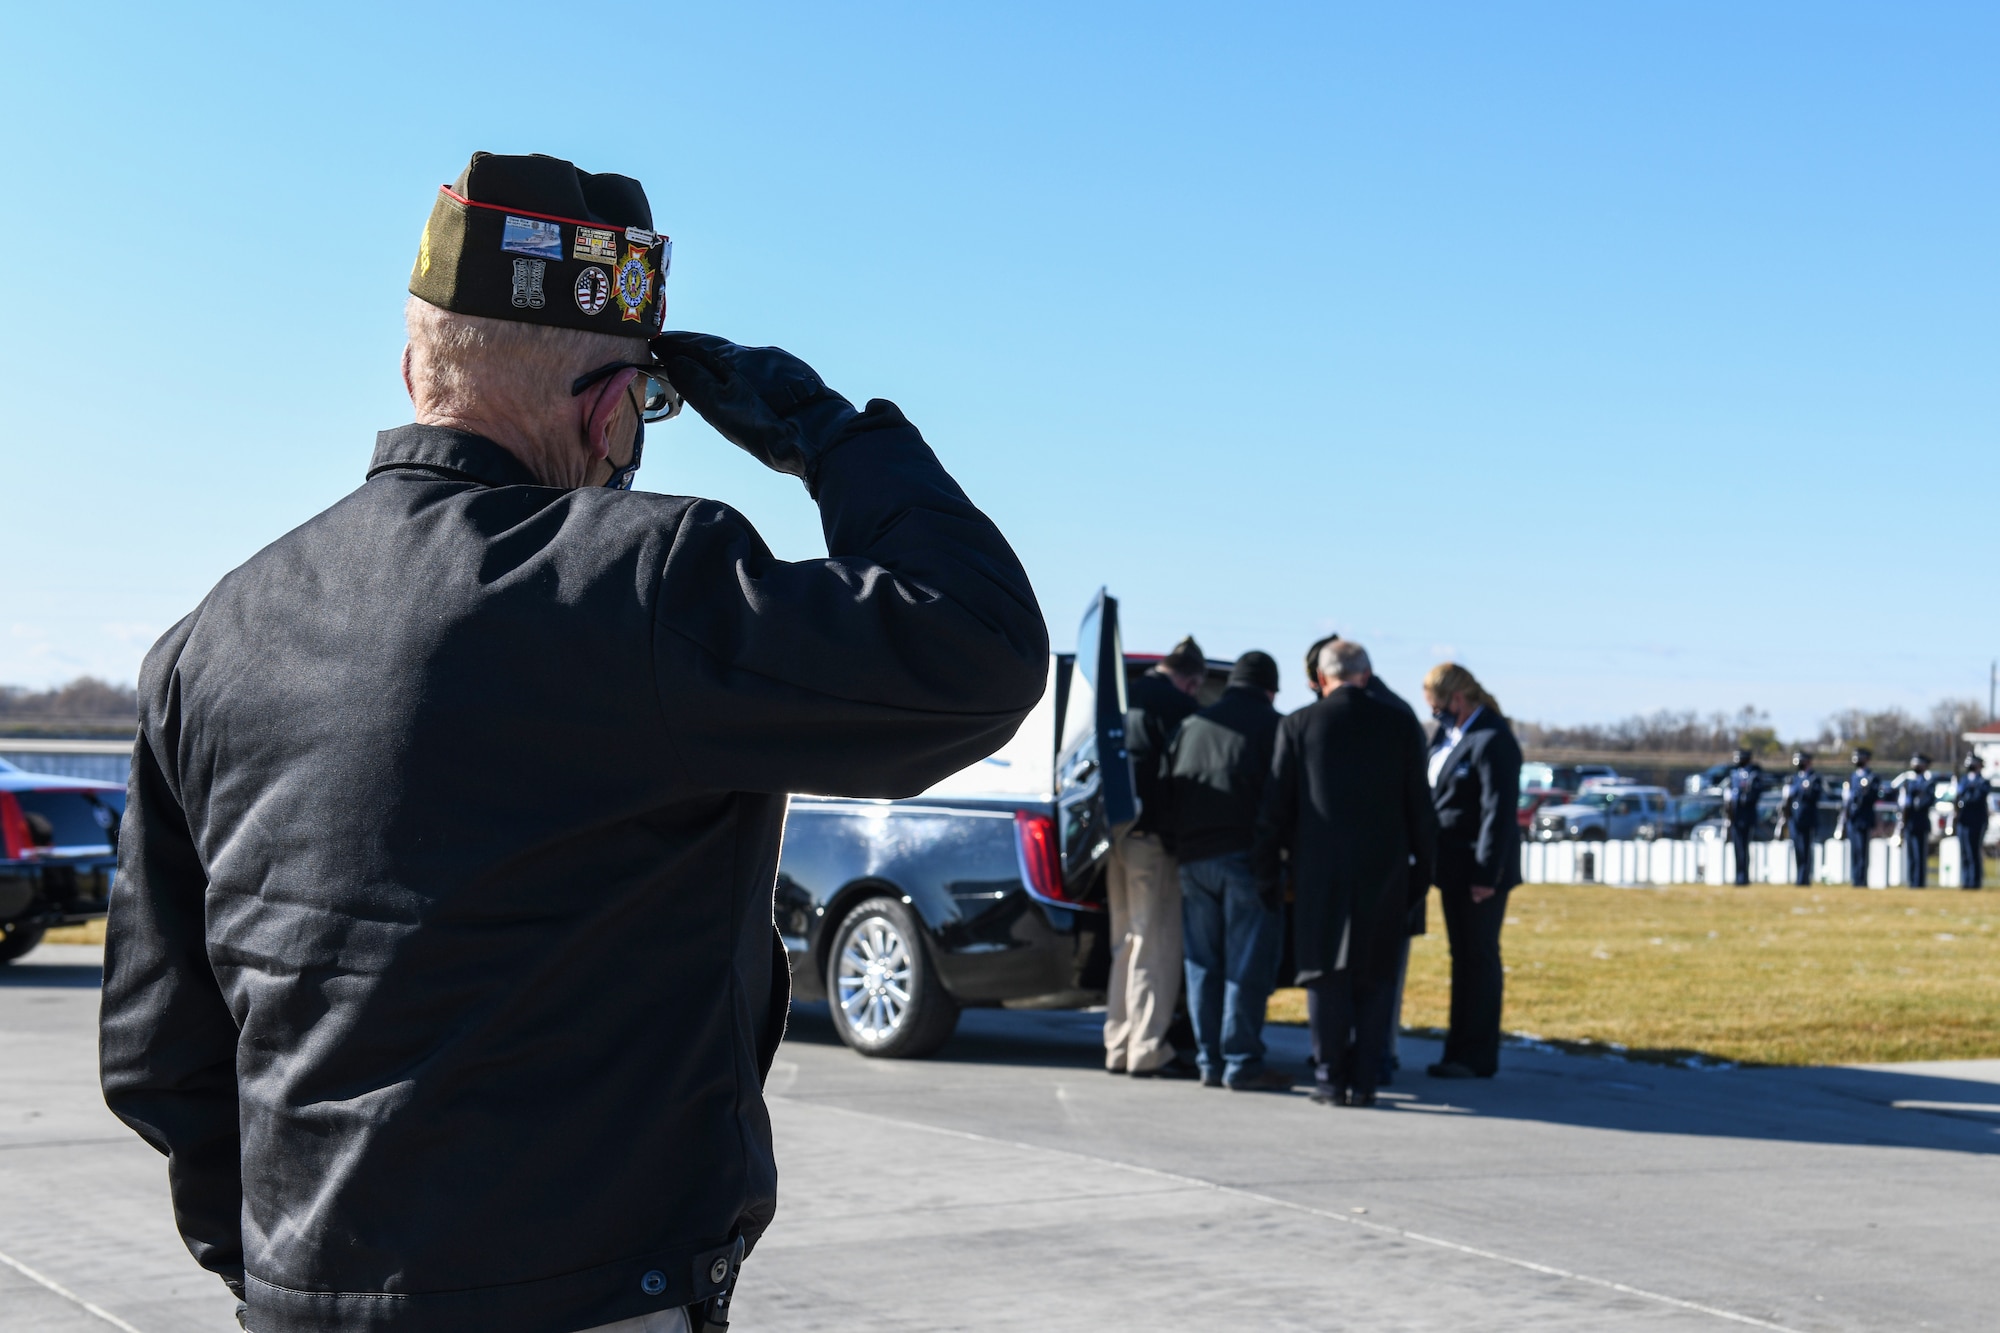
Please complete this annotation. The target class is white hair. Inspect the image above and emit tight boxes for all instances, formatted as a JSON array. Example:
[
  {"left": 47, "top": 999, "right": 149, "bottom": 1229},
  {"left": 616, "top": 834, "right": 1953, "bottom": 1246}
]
[
  {"left": 1318, "top": 639, "right": 1371, "bottom": 681},
  {"left": 404, "top": 296, "right": 647, "bottom": 419}
]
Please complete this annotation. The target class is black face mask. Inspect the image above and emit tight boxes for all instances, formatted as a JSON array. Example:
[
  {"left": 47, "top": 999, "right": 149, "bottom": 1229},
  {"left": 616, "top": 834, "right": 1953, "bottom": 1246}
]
[
  {"left": 605, "top": 418, "right": 644, "bottom": 491},
  {"left": 1431, "top": 705, "right": 1453, "bottom": 725}
]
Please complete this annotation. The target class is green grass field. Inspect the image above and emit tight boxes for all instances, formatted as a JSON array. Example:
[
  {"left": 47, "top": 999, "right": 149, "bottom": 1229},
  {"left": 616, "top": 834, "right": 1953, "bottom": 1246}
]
[{"left": 1269, "top": 882, "right": 2000, "bottom": 1066}]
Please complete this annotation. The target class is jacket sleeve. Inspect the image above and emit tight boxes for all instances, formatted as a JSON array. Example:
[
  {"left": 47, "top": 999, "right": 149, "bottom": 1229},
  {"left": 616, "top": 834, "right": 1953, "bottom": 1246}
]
[
  {"left": 1251, "top": 719, "right": 1300, "bottom": 897},
  {"left": 99, "top": 654, "right": 245, "bottom": 1295},
  {"left": 652, "top": 402, "right": 1049, "bottom": 796},
  {"left": 1471, "top": 725, "right": 1523, "bottom": 887}
]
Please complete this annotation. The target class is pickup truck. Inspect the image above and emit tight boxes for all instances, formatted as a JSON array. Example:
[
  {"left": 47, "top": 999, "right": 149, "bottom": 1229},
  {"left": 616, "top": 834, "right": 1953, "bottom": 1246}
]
[
  {"left": 1530, "top": 785, "right": 1679, "bottom": 842},
  {"left": 777, "top": 588, "right": 1231, "bottom": 1058},
  {"left": 0, "top": 759, "right": 122, "bottom": 963}
]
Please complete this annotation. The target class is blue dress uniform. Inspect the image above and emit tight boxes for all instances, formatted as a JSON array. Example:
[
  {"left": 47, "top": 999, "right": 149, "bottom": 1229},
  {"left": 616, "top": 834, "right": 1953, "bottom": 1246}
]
[
  {"left": 1954, "top": 760, "right": 1990, "bottom": 889},
  {"left": 1779, "top": 761, "right": 1821, "bottom": 886},
  {"left": 1722, "top": 752, "right": 1767, "bottom": 885},
  {"left": 1895, "top": 760, "right": 1936, "bottom": 888},
  {"left": 1841, "top": 754, "right": 1882, "bottom": 886}
]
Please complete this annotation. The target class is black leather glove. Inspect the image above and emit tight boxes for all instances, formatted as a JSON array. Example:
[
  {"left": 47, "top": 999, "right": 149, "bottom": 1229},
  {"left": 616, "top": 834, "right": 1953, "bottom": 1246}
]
[{"left": 651, "top": 331, "right": 861, "bottom": 495}]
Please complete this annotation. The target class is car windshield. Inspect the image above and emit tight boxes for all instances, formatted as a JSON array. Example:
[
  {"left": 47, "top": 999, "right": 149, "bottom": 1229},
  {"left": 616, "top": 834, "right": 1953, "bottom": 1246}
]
[{"left": 1569, "top": 793, "right": 1618, "bottom": 809}]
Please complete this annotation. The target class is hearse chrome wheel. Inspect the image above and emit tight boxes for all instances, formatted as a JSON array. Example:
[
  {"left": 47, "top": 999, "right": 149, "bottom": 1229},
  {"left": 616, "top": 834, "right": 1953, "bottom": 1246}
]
[
  {"left": 825, "top": 897, "right": 961, "bottom": 1059},
  {"left": 836, "top": 915, "right": 914, "bottom": 1046}
]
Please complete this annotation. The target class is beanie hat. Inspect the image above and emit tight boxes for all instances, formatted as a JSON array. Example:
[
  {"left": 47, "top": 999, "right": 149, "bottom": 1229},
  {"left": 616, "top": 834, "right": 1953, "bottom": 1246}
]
[{"left": 1228, "top": 651, "right": 1279, "bottom": 693}]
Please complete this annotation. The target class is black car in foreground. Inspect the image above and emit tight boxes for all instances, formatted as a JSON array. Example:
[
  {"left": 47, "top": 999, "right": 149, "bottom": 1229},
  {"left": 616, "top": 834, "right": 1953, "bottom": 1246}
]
[
  {"left": 778, "top": 588, "right": 1232, "bottom": 1058},
  {"left": 0, "top": 759, "right": 123, "bottom": 963}
]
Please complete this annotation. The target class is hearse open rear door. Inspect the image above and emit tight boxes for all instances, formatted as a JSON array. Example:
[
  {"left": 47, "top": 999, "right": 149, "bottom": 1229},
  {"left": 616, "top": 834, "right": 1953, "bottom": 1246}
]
[{"left": 1052, "top": 588, "right": 1139, "bottom": 903}]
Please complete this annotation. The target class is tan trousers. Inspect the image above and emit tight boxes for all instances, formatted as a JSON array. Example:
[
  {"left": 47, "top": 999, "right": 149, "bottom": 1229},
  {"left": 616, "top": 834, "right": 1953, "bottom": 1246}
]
[{"left": 1103, "top": 829, "right": 1183, "bottom": 1072}]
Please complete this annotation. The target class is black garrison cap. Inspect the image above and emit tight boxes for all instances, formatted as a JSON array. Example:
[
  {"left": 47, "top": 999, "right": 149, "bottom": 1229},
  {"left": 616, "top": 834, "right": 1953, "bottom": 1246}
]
[{"left": 410, "top": 152, "right": 670, "bottom": 336}]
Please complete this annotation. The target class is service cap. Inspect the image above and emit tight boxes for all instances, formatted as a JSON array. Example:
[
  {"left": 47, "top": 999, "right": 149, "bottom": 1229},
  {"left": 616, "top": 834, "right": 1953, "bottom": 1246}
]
[{"left": 411, "top": 152, "right": 669, "bottom": 336}]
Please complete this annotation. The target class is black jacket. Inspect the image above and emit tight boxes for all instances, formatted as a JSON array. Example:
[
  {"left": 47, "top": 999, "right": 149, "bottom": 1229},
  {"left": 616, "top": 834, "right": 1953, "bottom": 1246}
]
[
  {"left": 1781, "top": 772, "right": 1822, "bottom": 832},
  {"left": 1842, "top": 767, "right": 1884, "bottom": 829},
  {"left": 99, "top": 417, "right": 1046, "bottom": 1333},
  {"left": 1429, "top": 708, "right": 1523, "bottom": 894},
  {"left": 1957, "top": 773, "right": 1992, "bottom": 833},
  {"left": 1252, "top": 686, "right": 1436, "bottom": 986},
  {"left": 1895, "top": 772, "right": 1936, "bottom": 834},
  {"left": 1164, "top": 685, "right": 1279, "bottom": 863},
  {"left": 1126, "top": 670, "right": 1200, "bottom": 839},
  {"left": 1723, "top": 762, "right": 1768, "bottom": 826}
]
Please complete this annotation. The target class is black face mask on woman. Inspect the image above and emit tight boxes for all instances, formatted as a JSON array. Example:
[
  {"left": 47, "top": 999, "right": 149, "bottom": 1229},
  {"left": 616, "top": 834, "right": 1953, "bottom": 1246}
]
[{"left": 1432, "top": 705, "right": 1454, "bottom": 726}]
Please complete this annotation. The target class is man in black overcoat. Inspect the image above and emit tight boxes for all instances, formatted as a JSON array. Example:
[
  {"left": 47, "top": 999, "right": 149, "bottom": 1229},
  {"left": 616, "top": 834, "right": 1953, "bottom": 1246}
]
[{"left": 1254, "top": 641, "right": 1435, "bottom": 1106}]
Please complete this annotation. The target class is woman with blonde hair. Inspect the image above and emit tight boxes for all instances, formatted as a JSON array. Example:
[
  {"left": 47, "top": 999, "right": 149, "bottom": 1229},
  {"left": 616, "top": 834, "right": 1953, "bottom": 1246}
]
[{"left": 1421, "top": 662, "right": 1522, "bottom": 1079}]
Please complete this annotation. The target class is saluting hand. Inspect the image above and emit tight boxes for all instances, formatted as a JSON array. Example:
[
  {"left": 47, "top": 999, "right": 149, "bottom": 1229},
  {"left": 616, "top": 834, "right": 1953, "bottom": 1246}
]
[{"left": 650, "top": 331, "right": 860, "bottom": 493}]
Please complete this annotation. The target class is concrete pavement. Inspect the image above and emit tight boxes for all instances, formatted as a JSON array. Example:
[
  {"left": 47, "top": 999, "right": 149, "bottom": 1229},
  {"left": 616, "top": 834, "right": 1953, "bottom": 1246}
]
[{"left": 5, "top": 944, "right": 1996, "bottom": 1331}]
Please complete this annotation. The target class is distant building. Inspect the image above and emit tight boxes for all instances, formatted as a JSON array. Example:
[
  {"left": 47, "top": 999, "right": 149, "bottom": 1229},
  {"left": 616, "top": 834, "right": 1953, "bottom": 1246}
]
[{"left": 1966, "top": 722, "right": 2000, "bottom": 773}]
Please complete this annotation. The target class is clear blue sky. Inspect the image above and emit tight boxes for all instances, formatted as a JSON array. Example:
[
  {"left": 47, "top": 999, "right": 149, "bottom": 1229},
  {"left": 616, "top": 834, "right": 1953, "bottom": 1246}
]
[{"left": 5, "top": 2, "right": 1994, "bottom": 735}]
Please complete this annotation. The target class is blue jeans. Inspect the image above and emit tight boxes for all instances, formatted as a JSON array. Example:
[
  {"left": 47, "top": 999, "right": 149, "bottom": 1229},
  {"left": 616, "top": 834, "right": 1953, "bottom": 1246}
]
[{"left": 1179, "top": 852, "right": 1282, "bottom": 1082}]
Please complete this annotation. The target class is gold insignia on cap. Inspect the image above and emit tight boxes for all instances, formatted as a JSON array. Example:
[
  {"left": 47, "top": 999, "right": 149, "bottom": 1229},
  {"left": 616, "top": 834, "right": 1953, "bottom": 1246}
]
[{"left": 418, "top": 221, "right": 432, "bottom": 276}]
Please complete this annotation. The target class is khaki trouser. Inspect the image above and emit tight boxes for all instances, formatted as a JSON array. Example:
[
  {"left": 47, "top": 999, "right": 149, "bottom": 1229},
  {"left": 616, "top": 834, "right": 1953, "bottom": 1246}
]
[
  {"left": 578, "top": 1309, "right": 691, "bottom": 1333},
  {"left": 1103, "top": 829, "right": 1183, "bottom": 1072}
]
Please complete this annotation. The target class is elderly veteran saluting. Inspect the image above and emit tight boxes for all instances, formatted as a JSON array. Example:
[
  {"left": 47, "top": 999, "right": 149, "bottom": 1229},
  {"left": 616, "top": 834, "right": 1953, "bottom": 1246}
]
[{"left": 99, "top": 152, "right": 1048, "bottom": 1333}]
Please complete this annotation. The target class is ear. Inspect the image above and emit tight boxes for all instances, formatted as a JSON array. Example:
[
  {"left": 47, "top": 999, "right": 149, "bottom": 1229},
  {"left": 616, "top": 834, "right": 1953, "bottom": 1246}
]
[
  {"left": 401, "top": 344, "right": 415, "bottom": 403},
  {"left": 579, "top": 369, "right": 637, "bottom": 461}
]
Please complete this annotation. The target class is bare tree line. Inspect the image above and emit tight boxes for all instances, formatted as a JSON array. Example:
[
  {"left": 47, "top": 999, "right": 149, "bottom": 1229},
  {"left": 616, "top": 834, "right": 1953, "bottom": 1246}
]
[
  {"left": 1516, "top": 699, "right": 1992, "bottom": 767},
  {"left": 0, "top": 677, "right": 140, "bottom": 725}
]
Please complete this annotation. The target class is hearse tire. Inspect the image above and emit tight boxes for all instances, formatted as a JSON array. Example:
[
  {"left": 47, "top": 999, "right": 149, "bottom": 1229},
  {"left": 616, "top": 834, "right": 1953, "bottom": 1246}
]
[
  {"left": 0, "top": 923, "right": 47, "bottom": 965},
  {"left": 826, "top": 896, "right": 959, "bottom": 1059}
]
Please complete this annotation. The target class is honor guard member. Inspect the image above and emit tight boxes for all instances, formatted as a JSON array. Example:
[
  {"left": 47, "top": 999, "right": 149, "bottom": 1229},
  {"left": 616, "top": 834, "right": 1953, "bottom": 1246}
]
[
  {"left": 97, "top": 153, "right": 1048, "bottom": 1333},
  {"left": 1722, "top": 747, "right": 1768, "bottom": 885},
  {"left": 1955, "top": 756, "right": 1991, "bottom": 889},
  {"left": 1895, "top": 754, "right": 1937, "bottom": 888},
  {"left": 1838, "top": 747, "right": 1883, "bottom": 887},
  {"left": 1776, "top": 750, "right": 1822, "bottom": 886}
]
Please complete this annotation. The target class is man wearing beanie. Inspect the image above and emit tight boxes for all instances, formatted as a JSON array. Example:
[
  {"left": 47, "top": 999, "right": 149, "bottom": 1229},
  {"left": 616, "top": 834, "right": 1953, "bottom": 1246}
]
[
  {"left": 99, "top": 152, "right": 1047, "bottom": 1333},
  {"left": 1164, "top": 651, "right": 1289, "bottom": 1089},
  {"left": 1103, "top": 636, "right": 1207, "bottom": 1076}
]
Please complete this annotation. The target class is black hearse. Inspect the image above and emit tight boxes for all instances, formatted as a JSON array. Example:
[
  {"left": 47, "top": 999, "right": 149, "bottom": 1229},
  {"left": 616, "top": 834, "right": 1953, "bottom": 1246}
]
[
  {"left": 778, "top": 589, "right": 1233, "bottom": 1058},
  {"left": 0, "top": 758, "right": 122, "bottom": 963}
]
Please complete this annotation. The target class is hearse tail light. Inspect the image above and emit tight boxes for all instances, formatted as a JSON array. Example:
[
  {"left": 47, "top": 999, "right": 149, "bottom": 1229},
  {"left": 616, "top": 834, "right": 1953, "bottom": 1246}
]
[
  {"left": 1015, "top": 810, "right": 1095, "bottom": 909},
  {"left": 0, "top": 794, "right": 28, "bottom": 860}
]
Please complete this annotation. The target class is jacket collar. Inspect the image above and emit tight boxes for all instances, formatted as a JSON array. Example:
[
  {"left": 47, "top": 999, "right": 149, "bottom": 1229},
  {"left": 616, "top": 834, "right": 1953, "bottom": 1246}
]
[
  {"left": 1431, "top": 707, "right": 1496, "bottom": 785},
  {"left": 367, "top": 424, "right": 542, "bottom": 489}
]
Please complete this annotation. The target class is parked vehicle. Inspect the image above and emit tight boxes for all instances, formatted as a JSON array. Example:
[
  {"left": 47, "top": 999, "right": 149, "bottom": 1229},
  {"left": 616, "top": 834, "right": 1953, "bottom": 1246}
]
[
  {"left": 1517, "top": 787, "right": 1575, "bottom": 832},
  {"left": 0, "top": 759, "right": 123, "bottom": 963},
  {"left": 1659, "top": 793, "right": 1723, "bottom": 839},
  {"left": 1688, "top": 790, "right": 1868, "bottom": 843},
  {"left": 1523, "top": 762, "right": 1619, "bottom": 793},
  {"left": 1685, "top": 763, "right": 1731, "bottom": 795},
  {"left": 1531, "top": 786, "right": 1677, "bottom": 841},
  {"left": 777, "top": 589, "right": 1233, "bottom": 1058}
]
